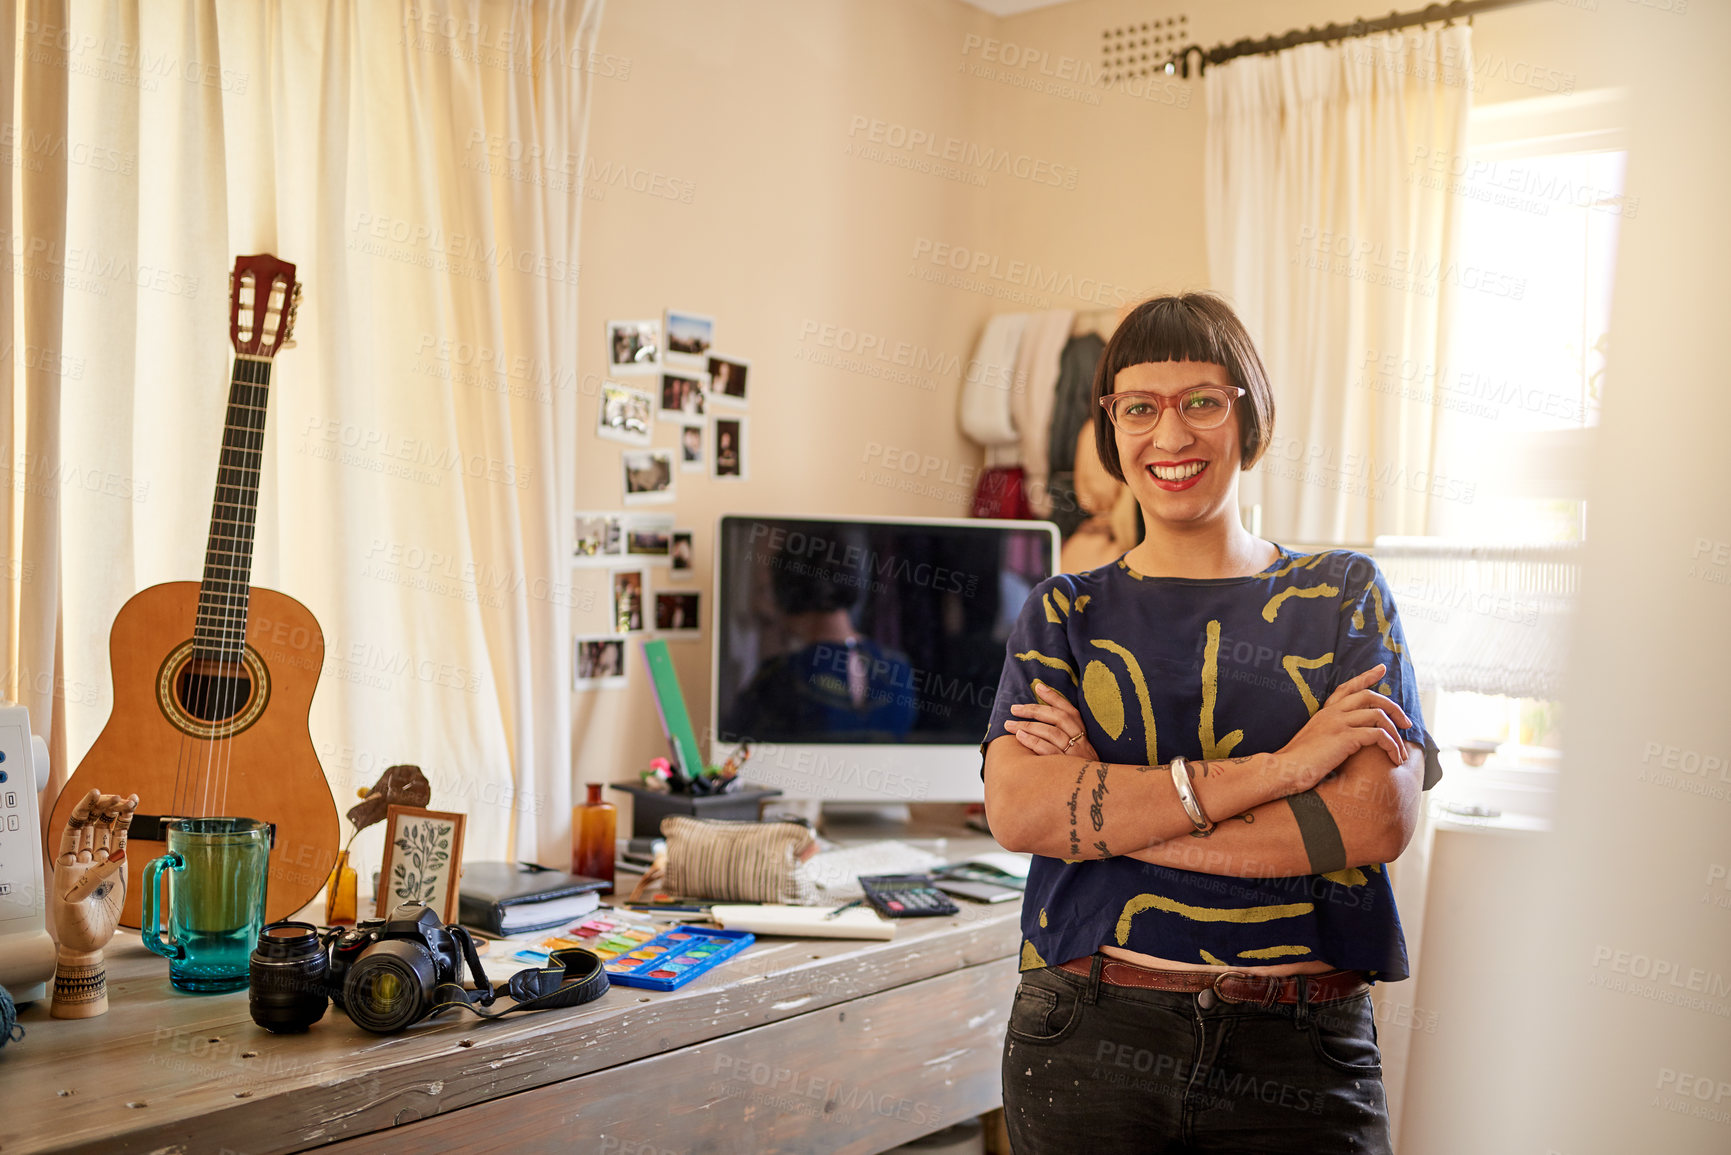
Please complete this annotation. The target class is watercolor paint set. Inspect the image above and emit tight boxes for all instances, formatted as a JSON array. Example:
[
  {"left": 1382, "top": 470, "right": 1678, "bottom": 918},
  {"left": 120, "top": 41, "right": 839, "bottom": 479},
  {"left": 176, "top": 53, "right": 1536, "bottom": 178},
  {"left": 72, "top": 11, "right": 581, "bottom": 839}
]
[
  {"left": 601, "top": 926, "right": 756, "bottom": 991},
  {"left": 505, "top": 914, "right": 665, "bottom": 968}
]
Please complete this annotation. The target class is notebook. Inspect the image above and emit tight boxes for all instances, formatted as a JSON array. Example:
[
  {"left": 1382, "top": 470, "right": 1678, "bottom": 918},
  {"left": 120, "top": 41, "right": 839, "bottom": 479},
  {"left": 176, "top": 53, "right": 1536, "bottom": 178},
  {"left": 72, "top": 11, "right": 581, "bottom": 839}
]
[{"left": 458, "top": 861, "right": 609, "bottom": 935}]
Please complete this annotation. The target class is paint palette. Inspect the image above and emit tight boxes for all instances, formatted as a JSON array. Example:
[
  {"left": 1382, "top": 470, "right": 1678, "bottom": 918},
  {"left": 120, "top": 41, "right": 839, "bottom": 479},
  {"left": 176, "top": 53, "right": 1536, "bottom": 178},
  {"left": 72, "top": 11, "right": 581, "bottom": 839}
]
[
  {"left": 506, "top": 914, "right": 665, "bottom": 968},
  {"left": 600, "top": 926, "right": 755, "bottom": 991}
]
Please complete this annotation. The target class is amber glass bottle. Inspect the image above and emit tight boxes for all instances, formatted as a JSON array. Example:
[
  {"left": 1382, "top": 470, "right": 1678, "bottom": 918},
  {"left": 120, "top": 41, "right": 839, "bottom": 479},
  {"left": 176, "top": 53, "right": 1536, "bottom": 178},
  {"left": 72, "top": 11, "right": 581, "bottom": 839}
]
[{"left": 572, "top": 782, "right": 616, "bottom": 892}]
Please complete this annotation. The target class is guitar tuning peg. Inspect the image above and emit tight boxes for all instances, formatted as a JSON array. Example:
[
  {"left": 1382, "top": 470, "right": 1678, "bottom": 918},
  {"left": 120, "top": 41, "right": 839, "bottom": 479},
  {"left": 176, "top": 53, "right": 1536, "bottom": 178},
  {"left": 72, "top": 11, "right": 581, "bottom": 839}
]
[{"left": 280, "top": 284, "right": 304, "bottom": 347}]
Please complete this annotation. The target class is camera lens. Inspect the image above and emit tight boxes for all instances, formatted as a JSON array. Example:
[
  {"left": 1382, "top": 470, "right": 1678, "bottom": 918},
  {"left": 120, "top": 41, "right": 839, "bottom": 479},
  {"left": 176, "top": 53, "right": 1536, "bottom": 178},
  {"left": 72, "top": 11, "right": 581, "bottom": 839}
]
[
  {"left": 248, "top": 922, "right": 329, "bottom": 1033},
  {"left": 343, "top": 941, "right": 440, "bottom": 1034},
  {"left": 326, "top": 926, "right": 377, "bottom": 1011}
]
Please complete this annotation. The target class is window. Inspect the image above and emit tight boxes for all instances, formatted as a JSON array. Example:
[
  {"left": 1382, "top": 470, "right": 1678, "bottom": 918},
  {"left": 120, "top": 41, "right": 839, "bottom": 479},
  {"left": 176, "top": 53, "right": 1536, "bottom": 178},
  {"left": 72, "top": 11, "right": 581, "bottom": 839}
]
[
  {"left": 1428, "top": 87, "right": 1629, "bottom": 546},
  {"left": 1418, "top": 90, "right": 1628, "bottom": 773}
]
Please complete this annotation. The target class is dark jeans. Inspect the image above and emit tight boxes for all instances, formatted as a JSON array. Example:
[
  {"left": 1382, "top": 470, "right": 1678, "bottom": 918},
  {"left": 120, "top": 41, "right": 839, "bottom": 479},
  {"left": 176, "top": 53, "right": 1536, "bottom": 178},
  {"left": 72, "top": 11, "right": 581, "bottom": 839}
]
[{"left": 1002, "top": 958, "right": 1392, "bottom": 1154}]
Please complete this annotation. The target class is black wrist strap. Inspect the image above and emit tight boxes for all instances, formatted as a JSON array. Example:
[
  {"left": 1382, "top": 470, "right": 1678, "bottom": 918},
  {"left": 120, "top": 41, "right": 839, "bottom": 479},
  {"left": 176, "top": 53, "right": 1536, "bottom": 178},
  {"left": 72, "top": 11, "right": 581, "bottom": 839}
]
[{"left": 425, "top": 946, "right": 610, "bottom": 1021}]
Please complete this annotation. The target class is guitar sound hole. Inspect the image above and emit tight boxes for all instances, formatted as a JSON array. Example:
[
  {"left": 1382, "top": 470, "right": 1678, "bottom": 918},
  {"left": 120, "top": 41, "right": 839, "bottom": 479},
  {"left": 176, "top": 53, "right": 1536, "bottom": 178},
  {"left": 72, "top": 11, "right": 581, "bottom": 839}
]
[{"left": 176, "top": 662, "right": 254, "bottom": 723}]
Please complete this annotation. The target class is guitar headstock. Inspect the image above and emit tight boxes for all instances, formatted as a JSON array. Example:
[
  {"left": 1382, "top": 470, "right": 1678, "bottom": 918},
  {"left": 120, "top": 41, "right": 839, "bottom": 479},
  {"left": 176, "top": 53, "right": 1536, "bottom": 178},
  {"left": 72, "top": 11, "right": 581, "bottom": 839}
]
[{"left": 228, "top": 254, "right": 302, "bottom": 358}]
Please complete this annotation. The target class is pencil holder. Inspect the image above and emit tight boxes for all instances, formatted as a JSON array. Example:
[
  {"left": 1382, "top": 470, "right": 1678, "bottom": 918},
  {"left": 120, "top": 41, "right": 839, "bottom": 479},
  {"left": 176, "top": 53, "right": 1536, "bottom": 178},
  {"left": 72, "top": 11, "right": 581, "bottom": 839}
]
[{"left": 613, "top": 783, "right": 782, "bottom": 839}]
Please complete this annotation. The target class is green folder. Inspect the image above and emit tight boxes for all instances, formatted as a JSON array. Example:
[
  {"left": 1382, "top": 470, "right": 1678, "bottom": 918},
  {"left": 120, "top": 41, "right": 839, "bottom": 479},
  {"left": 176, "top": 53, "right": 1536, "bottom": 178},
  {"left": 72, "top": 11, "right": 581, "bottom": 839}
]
[{"left": 642, "top": 638, "right": 705, "bottom": 782}]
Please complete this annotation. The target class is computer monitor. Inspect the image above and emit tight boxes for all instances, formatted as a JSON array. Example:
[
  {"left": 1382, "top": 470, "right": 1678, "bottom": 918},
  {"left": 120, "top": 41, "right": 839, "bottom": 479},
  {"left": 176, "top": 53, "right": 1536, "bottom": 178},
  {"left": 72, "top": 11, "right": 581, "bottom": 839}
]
[{"left": 711, "top": 513, "right": 1058, "bottom": 802}]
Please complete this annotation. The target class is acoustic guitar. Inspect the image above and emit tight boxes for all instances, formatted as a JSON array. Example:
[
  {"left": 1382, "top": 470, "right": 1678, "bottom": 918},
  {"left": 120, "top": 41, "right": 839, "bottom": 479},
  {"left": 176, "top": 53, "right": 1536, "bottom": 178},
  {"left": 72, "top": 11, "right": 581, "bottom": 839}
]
[{"left": 48, "top": 254, "right": 340, "bottom": 928}]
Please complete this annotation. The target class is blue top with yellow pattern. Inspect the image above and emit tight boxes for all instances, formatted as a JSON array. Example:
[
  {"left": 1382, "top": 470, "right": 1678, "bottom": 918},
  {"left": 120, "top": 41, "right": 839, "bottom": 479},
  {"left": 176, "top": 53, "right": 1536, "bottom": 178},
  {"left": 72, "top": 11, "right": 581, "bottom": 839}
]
[{"left": 981, "top": 545, "right": 1442, "bottom": 982}]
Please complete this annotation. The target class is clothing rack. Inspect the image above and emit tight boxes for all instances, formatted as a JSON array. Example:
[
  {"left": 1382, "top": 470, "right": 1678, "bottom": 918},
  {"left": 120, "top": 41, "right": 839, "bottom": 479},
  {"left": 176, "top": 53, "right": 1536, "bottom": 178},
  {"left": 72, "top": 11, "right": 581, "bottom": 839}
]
[{"left": 1157, "top": 0, "right": 1543, "bottom": 79}]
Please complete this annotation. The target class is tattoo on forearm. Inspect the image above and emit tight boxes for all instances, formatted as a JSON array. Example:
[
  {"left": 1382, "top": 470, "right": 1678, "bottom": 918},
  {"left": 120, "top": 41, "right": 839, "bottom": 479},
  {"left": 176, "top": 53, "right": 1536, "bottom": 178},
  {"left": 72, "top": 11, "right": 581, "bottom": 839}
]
[
  {"left": 1089, "top": 763, "right": 1108, "bottom": 831},
  {"left": 1094, "top": 839, "right": 1110, "bottom": 858},
  {"left": 1286, "top": 789, "right": 1347, "bottom": 874},
  {"left": 1195, "top": 755, "right": 1255, "bottom": 778},
  {"left": 1185, "top": 811, "right": 1254, "bottom": 839},
  {"left": 1066, "top": 765, "right": 1086, "bottom": 858}
]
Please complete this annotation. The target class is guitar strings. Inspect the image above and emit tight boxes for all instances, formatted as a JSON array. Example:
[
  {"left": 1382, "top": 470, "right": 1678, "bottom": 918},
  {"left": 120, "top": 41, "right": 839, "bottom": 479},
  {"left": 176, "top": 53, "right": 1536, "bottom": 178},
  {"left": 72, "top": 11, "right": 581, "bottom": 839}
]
[
  {"left": 194, "top": 275, "right": 272, "bottom": 824},
  {"left": 215, "top": 325, "right": 271, "bottom": 818},
  {"left": 201, "top": 348, "right": 244, "bottom": 821},
  {"left": 222, "top": 350, "right": 270, "bottom": 817},
  {"left": 202, "top": 337, "right": 240, "bottom": 821}
]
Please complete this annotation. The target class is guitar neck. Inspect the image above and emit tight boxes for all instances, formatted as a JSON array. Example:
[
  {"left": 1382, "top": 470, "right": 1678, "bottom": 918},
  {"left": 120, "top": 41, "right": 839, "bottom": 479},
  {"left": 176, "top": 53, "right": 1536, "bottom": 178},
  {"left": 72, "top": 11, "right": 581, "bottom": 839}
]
[{"left": 193, "top": 355, "right": 273, "bottom": 662}]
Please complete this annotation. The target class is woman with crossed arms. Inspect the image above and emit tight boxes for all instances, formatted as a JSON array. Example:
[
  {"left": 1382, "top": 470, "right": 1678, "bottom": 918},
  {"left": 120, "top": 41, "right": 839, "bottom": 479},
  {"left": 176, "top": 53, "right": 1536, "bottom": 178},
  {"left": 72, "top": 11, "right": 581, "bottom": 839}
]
[{"left": 981, "top": 293, "right": 1441, "bottom": 1154}]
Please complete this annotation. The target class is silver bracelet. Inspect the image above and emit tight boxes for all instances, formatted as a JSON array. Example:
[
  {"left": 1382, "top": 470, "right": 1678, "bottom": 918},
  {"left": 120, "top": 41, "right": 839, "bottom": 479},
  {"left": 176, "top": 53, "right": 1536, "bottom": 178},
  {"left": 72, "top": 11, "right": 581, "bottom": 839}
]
[{"left": 1169, "top": 755, "right": 1215, "bottom": 834}]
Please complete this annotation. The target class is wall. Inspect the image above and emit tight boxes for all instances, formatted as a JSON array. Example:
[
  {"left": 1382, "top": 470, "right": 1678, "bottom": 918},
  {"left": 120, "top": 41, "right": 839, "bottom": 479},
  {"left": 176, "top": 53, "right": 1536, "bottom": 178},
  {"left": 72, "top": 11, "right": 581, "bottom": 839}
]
[
  {"left": 573, "top": 0, "right": 1636, "bottom": 799},
  {"left": 573, "top": 0, "right": 1005, "bottom": 802},
  {"left": 988, "top": 0, "right": 1636, "bottom": 319}
]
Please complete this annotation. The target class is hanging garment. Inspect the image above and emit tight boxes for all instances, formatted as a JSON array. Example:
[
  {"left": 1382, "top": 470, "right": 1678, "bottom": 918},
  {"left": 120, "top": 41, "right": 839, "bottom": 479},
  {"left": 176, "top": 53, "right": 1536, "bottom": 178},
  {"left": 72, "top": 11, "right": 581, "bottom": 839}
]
[
  {"left": 1012, "top": 311, "right": 1077, "bottom": 516},
  {"left": 959, "top": 314, "right": 1029, "bottom": 448},
  {"left": 1044, "top": 332, "right": 1106, "bottom": 538},
  {"left": 971, "top": 466, "right": 1033, "bottom": 520}
]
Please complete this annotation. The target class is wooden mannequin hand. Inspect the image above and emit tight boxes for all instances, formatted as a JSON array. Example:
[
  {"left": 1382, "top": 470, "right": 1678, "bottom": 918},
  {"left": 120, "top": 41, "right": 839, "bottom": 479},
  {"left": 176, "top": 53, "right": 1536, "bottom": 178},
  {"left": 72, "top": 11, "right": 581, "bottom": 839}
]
[
  {"left": 1005, "top": 680, "right": 1100, "bottom": 762},
  {"left": 49, "top": 789, "right": 137, "bottom": 1019}
]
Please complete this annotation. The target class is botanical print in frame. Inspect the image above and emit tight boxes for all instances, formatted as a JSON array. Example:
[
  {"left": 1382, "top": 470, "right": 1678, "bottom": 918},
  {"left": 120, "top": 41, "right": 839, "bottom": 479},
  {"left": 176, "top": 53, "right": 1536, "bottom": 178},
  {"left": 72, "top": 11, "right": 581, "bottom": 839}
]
[{"left": 376, "top": 806, "right": 467, "bottom": 923}]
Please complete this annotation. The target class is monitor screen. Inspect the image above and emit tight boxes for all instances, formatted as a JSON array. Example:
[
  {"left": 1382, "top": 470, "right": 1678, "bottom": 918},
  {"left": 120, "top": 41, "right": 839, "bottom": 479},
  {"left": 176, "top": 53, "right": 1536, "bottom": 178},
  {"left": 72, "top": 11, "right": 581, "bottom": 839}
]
[{"left": 714, "top": 515, "right": 1056, "bottom": 751}]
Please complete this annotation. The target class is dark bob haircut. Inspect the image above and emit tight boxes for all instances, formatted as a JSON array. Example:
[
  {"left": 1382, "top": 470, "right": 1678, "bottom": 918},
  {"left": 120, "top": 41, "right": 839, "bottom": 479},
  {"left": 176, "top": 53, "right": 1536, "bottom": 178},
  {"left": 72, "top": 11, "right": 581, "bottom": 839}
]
[{"left": 1092, "top": 292, "right": 1277, "bottom": 482}]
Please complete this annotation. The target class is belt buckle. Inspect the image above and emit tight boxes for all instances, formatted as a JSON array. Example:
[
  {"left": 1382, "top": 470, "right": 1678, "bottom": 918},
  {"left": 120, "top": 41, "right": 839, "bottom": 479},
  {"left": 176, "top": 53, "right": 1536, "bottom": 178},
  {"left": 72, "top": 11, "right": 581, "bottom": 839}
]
[{"left": 1211, "top": 970, "right": 1281, "bottom": 1009}]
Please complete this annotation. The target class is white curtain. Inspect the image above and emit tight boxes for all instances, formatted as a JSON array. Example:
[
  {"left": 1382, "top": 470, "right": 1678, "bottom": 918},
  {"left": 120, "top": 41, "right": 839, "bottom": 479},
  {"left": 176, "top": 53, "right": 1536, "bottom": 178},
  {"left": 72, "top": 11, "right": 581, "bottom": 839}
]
[
  {"left": 1203, "top": 27, "right": 1472, "bottom": 1143},
  {"left": 1206, "top": 27, "right": 1471, "bottom": 544},
  {"left": 7, "top": 0, "right": 602, "bottom": 874}
]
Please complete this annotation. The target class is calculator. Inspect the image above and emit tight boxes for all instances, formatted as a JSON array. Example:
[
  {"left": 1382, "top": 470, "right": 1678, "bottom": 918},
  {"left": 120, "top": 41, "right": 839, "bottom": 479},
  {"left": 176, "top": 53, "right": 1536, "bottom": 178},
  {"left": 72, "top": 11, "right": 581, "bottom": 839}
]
[{"left": 858, "top": 873, "right": 960, "bottom": 918}]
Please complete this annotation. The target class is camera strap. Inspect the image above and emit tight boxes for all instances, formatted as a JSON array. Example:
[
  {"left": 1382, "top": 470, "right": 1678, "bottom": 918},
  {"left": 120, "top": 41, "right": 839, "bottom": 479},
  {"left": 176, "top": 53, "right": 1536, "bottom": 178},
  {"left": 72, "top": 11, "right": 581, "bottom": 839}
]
[{"left": 425, "top": 934, "right": 610, "bottom": 1022}]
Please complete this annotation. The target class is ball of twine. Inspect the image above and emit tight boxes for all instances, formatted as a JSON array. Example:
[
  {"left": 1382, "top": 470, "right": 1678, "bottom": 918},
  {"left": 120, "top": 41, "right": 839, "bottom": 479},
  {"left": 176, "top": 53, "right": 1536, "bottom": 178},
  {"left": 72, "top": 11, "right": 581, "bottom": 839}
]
[{"left": 0, "top": 984, "right": 23, "bottom": 1050}]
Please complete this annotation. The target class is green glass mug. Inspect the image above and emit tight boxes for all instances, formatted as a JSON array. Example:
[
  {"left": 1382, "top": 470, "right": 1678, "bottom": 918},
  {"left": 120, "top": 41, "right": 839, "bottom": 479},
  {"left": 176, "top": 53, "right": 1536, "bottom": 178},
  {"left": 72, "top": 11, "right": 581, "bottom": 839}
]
[{"left": 142, "top": 817, "right": 271, "bottom": 992}]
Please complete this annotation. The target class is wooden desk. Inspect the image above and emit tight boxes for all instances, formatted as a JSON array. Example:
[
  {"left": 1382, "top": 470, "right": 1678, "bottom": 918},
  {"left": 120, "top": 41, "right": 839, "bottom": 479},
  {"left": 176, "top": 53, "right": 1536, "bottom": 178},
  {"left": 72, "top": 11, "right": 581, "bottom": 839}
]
[{"left": 7, "top": 872, "right": 1021, "bottom": 1153}]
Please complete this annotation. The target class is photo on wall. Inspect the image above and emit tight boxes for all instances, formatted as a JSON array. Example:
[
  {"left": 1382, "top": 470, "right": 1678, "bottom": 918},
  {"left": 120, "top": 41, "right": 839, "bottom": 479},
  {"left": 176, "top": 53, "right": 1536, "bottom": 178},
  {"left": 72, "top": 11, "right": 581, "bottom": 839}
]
[
  {"left": 670, "top": 530, "right": 694, "bottom": 577},
  {"left": 706, "top": 355, "right": 749, "bottom": 406},
  {"left": 659, "top": 370, "right": 708, "bottom": 423},
  {"left": 654, "top": 591, "right": 701, "bottom": 638},
  {"left": 612, "top": 570, "right": 646, "bottom": 633},
  {"left": 624, "top": 513, "right": 675, "bottom": 562},
  {"left": 679, "top": 423, "right": 705, "bottom": 473},
  {"left": 712, "top": 416, "right": 746, "bottom": 480},
  {"left": 596, "top": 380, "right": 654, "bottom": 445},
  {"left": 574, "top": 635, "right": 628, "bottom": 689},
  {"left": 606, "top": 319, "right": 661, "bottom": 374},
  {"left": 622, "top": 448, "right": 676, "bottom": 504},
  {"left": 665, "top": 309, "right": 714, "bottom": 364},
  {"left": 574, "top": 511, "right": 627, "bottom": 563}
]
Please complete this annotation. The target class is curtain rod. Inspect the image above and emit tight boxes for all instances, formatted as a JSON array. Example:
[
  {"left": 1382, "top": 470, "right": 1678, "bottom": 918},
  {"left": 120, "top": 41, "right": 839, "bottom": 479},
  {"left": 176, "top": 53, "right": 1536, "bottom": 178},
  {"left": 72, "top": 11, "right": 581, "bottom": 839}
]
[{"left": 1160, "top": 0, "right": 1543, "bottom": 78}]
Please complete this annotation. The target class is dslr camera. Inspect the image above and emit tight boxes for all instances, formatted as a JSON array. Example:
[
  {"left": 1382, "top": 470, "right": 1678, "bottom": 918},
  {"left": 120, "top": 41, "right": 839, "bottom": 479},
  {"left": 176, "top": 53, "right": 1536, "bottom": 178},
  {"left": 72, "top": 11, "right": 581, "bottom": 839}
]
[{"left": 251, "top": 901, "right": 490, "bottom": 1035}]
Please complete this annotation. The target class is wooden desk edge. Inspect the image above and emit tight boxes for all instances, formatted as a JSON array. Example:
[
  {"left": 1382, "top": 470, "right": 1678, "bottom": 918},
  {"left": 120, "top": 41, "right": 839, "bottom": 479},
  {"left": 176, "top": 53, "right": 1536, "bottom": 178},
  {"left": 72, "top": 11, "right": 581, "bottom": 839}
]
[{"left": 10, "top": 902, "right": 1025, "bottom": 1154}]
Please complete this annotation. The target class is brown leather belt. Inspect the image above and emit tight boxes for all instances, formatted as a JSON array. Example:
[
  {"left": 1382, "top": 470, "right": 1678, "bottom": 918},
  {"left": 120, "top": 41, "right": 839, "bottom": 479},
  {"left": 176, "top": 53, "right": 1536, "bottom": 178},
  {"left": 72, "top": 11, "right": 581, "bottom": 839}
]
[{"left": 1058, "top": 955, "right": 1370, "bottom": 1007}]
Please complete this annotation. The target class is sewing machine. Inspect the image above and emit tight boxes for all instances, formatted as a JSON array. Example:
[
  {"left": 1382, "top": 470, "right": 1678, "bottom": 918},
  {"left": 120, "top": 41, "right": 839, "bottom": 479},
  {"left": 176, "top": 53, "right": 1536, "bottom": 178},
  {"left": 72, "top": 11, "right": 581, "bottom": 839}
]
[{"left": 0, "top": 703, "right": 55, "bottom": 1002}]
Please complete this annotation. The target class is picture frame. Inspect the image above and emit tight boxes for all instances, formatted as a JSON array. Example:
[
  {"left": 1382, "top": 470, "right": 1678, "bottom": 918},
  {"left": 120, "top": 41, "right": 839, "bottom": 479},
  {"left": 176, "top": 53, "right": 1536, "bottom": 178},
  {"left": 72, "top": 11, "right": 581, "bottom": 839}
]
[
  {"left": 712, "top": 416, "right": 746, "bottom": 480},
  {"left": 654, "top": 591, "right": 701, "bottom": 638},
  {"left": 658, "top": 370, "right": 709, "bottom": 424},
  {"left": 596, "top": 380, "right": 654, "bottom": 445},
  {"left": 624, "top": 512, "right": 675, "bottom": 562},
  {"left": 678, "top": 423, "right": 706, "bottom": 473},
  {"left": 669, "top": 530, "right": 695, "bottom": 577},
  {"left": 613, "top": 569, "right": 646, "bottom": 632},
  {"left": 622, "top": 448, "right": 676, "bottom": 504},
  {"left": 376, "top": 806, "right": 467, "bottom": 923},
  {"left": 706, "top": 354, "right": 749, "bottom": 406},
  {"left": 574, "top": 635, "right": 629, "bottom": 689},
  {"left": 574, "top": 511, "right": 627, "bottom": 564},
  {"left": 664, "top": 309, "right": 714, "bottom": 364},
  {"left": 606, "top": 319, "right": 662, "bottom": 374}
]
